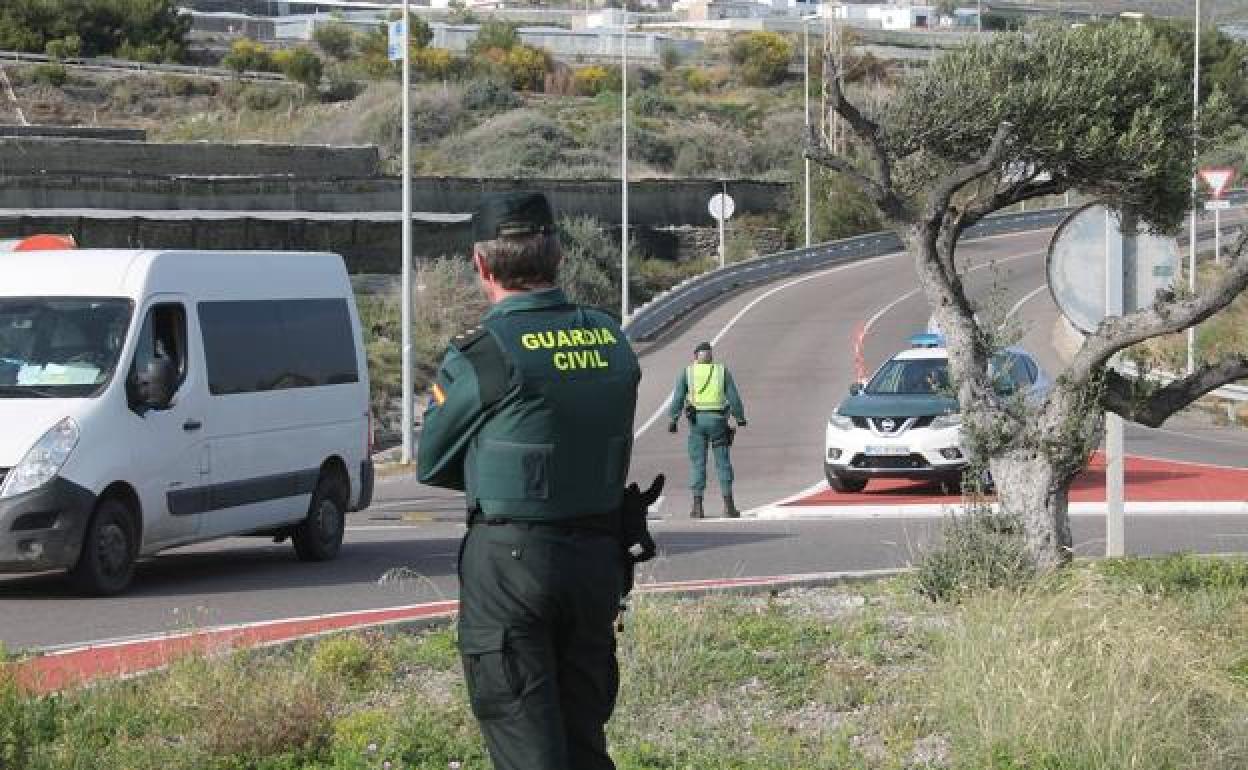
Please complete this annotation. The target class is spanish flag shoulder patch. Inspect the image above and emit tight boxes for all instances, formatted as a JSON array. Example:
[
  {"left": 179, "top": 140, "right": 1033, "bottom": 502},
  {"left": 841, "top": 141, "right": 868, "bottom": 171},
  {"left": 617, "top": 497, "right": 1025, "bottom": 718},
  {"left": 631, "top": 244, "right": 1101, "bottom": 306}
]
[{"left": 431, "top": 382, "right": 447, "bottom": 405}]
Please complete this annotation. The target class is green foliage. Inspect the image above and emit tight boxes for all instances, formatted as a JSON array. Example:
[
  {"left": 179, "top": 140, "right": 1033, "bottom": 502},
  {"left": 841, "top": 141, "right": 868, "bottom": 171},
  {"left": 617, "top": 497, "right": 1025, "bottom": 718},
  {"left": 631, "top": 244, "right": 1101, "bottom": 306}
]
[
  {"left": 1099, "top": 552, "right": 1248, "bottom": 596},
  {"left": 43, "top": 34, "right": 81, "bottom": 60},
  {"left": 273, "top": 47, "right": 323, "bottom": 90},
  {"left": 503, "top": 44, "right": 552, "bottom": 91},
  {"left": 0, "top": 0, "right": 188, "bottom": 61},
  {"left": 461, "top": 76, "right": 519, "bottom": 110},
  {"left": 30, "top": 63, "right": 67, "bottom": 87},
  {"left": 573, "top": 65, "right": 610, "bottom": 96},
  {"left": 729, "top": 31, "right": 794, "bottom": 87},
  {"left": 887, "top": 23, "right": 1199, "bottom": 230},
  {"left": 913, "top": 505, "right": 1035, "bottom": 601},
  {"left": 312, "top": 22, "right": 354, "bottom": 60},
  {"left": 557, "top": 216, "right": 620, "bottom": 310},
  {"left": 1145, "top": 18, "right": 1248, "bottom": 121},
  {"left": 469, "top": 19, "right": 520, "bottom": 54},
  {"left": 309, "top": 634, "right": 390, "bottom": 689},
  {"left": 222, "top": 39, "right": 275, "bottom": 74}
]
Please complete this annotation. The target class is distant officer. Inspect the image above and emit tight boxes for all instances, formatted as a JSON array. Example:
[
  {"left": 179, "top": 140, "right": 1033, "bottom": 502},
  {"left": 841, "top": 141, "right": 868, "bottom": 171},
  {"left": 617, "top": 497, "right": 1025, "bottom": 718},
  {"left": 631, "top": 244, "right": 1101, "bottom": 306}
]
[
  {"left": 667, "top": 341, "right": 747, "bottom": 518},
  {"left": 418, "top": 192, "right": 653, "bottom": 770}
]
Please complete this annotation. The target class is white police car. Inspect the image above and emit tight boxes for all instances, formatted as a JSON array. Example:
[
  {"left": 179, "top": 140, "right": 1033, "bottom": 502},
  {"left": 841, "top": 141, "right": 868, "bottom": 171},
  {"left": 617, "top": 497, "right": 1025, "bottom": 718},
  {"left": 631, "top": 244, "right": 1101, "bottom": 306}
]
[{"left": 824, "top": 334, "right": 1049, "bottom": 493}]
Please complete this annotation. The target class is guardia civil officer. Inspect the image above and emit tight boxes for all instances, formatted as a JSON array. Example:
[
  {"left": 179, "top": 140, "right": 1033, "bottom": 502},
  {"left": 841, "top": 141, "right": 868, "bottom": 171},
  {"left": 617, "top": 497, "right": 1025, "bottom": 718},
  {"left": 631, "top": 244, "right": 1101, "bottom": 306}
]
[
  {"left": 417, "top": 192, "right": 651, "bottom": 770},
  {"left": 667, "top": 341, "right": 747, "bottom": 518}
]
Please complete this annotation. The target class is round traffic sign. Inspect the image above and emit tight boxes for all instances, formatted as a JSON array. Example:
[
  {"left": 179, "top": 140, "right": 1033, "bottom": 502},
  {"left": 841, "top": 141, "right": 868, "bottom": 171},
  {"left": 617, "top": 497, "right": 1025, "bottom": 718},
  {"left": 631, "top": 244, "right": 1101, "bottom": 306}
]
[
  {"left": 1047, "top": 203, "right": 1179, "bottom": 334},
  {"left": 708, "top": 192, "right": 735, "bottom": 221}
]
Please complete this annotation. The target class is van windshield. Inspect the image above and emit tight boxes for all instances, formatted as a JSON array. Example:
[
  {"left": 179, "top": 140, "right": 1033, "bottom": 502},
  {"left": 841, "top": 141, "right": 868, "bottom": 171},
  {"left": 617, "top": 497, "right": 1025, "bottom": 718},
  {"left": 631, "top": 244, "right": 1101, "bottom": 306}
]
[{"left": 0, "top": 298, "right": 133, "bottom": 398}]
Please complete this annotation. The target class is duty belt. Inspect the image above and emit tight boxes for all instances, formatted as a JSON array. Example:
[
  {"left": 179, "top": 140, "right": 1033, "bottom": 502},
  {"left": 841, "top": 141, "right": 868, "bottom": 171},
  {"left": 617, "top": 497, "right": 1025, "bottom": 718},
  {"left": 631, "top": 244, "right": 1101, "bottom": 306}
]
[{"left": 466, "top": 508, "right": 616, "bottom": 534}]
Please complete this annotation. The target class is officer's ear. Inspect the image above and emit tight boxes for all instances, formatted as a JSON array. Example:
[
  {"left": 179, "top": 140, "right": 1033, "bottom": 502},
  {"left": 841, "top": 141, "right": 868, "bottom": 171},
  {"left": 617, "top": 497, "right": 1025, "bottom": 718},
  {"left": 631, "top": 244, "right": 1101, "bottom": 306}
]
[{"left": 472, "top": 248, "right": 494, "bottom": 283}]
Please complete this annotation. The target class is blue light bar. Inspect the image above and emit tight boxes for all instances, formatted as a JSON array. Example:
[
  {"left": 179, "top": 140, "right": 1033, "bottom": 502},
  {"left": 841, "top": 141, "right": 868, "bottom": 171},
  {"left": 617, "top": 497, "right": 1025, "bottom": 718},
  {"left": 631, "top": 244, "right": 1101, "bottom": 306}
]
[{"left": 909, "top": 333, "right": 945, "bottom": 348}]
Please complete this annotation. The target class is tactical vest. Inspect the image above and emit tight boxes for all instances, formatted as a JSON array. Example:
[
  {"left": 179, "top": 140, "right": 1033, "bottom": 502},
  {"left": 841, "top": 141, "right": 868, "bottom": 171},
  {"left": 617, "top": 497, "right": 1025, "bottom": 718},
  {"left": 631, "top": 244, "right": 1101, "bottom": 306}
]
[
  {"left": 686, "top": 363, "right": 727, "bottom": 411},
  {"left": 464, "top": 304, "right": 640, "bottom": 521}
]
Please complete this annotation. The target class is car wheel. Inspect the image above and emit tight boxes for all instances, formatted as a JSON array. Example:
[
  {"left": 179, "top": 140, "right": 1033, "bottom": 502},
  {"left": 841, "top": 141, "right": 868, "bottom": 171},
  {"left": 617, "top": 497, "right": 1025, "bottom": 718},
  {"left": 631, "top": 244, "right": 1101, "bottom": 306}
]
[
  {"left": 827, "top": 473, "right": 867, "bottom": 493},
  {"left": 293, "top": 474, "right": 347, "bottom": 562},
  {"left": 69, "top": 497, "right": 138, "bottom": 596}
]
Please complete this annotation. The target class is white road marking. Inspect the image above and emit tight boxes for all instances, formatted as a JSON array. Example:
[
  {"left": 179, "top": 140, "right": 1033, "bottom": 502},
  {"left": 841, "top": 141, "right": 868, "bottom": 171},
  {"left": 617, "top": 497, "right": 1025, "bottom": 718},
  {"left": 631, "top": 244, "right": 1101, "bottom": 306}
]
[{"left": 1007, "top": 284, "right": 1049, "bottom": 319}]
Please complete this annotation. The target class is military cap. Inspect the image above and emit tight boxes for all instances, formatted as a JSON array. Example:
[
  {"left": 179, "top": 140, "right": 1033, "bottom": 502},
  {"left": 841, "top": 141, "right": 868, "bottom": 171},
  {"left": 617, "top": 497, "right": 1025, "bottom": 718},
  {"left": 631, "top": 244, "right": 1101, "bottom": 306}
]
[
  {"left": 473, "top": 191, "right": 555, "bottom": 243},
  {"left": 694, "top": 341, "right": 712, "bottom": 354}
]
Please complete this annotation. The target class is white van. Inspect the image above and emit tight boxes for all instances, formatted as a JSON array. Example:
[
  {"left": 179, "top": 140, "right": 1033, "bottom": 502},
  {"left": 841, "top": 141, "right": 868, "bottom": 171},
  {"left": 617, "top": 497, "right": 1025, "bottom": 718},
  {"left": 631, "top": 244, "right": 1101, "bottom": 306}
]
[{"left": 0, "top": 250, "right": 374, "bottom": 594}]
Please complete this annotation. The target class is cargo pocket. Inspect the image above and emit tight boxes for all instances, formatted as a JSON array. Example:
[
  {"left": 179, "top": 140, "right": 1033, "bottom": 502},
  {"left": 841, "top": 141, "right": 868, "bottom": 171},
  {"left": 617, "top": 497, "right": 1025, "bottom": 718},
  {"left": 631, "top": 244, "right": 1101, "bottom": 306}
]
[
  {"left": 476, "top": 440, "right": 552, "bottom": 501},
  {"left": 458, "top": 623, "right": 520, "bottom": 721}
]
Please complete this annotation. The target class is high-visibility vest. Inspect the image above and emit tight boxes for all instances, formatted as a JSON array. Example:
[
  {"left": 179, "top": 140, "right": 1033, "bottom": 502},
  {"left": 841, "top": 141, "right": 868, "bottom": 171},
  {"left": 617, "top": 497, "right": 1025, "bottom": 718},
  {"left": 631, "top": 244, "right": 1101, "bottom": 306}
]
[{"left": 686, "top": 363, "right": 726, "bottom": 411}]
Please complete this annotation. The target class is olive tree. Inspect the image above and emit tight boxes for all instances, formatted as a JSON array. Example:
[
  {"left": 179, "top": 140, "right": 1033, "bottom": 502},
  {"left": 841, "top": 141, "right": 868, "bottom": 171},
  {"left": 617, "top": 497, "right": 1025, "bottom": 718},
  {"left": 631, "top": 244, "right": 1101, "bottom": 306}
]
[{"left": 808, "top": 23, "right": 1247, "bottom": 570}]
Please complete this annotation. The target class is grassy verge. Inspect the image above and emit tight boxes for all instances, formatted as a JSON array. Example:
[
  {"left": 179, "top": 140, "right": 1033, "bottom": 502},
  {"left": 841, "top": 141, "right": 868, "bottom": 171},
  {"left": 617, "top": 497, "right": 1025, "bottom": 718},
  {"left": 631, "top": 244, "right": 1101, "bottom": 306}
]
[{"left": 4, "top": 554, "right": 1248, "bottom": 769}]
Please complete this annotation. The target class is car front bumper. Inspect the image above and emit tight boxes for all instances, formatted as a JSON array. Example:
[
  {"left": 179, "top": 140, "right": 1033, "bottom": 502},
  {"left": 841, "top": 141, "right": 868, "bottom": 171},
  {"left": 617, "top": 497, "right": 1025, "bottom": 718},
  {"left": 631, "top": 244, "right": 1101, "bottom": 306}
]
[
  {"left": 824, "top": 424, "right": 967, "bottom": 481},
  {"left": 0, "top": 477, "right": 96, "bottom": 573}
]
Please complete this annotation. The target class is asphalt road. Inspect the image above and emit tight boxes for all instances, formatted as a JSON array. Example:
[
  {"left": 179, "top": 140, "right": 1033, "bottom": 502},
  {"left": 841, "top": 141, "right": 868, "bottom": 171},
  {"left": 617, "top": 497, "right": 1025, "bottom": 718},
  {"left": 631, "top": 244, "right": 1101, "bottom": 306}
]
[{"left": 2, "top": 226, "right": 1245, "bottom": 652}]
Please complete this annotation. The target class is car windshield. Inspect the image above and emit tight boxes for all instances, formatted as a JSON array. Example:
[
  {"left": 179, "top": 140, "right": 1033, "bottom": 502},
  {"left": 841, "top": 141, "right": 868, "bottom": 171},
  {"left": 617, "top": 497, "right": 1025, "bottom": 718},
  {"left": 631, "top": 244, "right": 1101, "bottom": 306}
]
[
  {"left": 0, "top": 298, "right": 133, "bottom": 398},
  {"left": 866, "top": 358, "right": 950, "bottom": 395}
]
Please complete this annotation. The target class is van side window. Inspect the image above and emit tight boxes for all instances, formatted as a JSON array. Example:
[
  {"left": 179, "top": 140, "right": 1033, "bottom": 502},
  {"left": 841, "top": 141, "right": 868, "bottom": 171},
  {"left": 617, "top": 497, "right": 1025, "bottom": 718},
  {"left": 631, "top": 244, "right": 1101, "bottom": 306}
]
[
  {"left": 198, "top": 299, "right": 358, "bottom": 396},
  {"left": 129, "top": 304, "right": 188, "bottom": 398}
]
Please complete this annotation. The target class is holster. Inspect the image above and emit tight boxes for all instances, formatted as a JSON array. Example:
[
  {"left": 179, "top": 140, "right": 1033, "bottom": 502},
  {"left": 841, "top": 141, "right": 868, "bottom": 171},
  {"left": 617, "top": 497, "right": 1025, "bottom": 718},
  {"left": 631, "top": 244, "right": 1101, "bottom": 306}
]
[
  {"left": 712, "top": 425, "right": 736, "bottom": 448},
  {"left": 684, "top": 403, "right": 697, "bottom": 423}
]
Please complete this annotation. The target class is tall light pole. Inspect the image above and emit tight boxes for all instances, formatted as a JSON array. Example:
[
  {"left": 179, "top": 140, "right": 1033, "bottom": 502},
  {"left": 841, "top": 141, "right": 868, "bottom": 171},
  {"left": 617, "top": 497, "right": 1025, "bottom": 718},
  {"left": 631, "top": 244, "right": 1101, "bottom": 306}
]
[
  {"left": 400, "top": 0, "right": 414, "bottom": 464},
  {"left": 1187, "top": 0, "right": 1200, "bottom": 375},
  {"left": 802, "top": 15, "right": 813, "bottom": 247},
  {"left": 620, "top": 16, "right": 630, "bottom": 323}
]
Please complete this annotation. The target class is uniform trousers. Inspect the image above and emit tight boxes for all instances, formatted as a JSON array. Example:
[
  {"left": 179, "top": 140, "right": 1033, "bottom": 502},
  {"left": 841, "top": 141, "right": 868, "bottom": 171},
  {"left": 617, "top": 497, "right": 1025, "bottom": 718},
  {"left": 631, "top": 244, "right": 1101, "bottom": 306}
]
[{"left": 458, "top": 518, "right": 623, "bottom": 770}]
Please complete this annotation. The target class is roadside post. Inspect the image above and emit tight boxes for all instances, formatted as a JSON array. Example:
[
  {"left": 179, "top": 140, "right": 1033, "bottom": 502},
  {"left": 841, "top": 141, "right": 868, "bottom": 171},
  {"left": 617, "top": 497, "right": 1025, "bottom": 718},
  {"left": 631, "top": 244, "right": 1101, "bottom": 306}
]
[
  {"left": 1199, "top": 167, "right": 1234, "bottom": 265},
  {"left": 389, "top": 6, "right": 413, "bottom": 464},
  {"left": 1048, "top": 203, "right": 1180, "bottom": 557},
  {"left": 709, "top": 187, "right": 735, "bottom": 269}
]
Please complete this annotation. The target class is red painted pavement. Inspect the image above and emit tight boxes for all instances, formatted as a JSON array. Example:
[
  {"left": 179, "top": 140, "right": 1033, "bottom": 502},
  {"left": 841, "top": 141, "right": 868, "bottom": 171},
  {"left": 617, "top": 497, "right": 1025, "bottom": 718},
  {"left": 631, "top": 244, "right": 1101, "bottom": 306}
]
[
  {"left": 789, "top": 452, "right": 1248, "bottom": 506},
  {"left": 6, "top": 574, "right": 861, "bottom": 694}
]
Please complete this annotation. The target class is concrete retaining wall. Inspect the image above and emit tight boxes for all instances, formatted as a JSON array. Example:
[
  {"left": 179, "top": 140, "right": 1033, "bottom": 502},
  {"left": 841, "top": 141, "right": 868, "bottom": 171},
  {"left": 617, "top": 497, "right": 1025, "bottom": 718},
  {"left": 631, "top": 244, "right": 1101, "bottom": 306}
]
[
  {"left": 0, "top": 126, "right": 146, "bottom": 140},
  {"left": 0, "top": 139, "right": 380, "bottom": 178},
  {"left": 0, "top": 174, "right": 790, "bottom": 228}
]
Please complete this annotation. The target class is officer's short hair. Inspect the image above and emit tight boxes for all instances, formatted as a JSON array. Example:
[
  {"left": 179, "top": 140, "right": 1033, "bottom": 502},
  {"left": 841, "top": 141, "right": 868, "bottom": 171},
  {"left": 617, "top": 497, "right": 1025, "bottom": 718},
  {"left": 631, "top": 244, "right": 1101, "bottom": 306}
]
[
  {"left": 475, "top": 232, "right": 561, "bottom": 290},
  {"left": 474, "top": 192, "right": 560, "bottom": 289}
]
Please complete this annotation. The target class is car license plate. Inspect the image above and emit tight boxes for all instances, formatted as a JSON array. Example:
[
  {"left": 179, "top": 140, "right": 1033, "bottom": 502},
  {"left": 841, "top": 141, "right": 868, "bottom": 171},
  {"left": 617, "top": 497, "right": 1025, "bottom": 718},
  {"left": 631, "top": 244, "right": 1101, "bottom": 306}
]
[{"left": 865, "top": 445, "right": 910, "bottom": 456}]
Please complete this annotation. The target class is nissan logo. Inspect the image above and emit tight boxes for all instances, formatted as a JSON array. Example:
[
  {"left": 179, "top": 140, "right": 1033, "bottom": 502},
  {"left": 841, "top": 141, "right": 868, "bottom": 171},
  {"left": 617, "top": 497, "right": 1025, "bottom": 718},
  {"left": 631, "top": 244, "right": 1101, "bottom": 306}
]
[{"left": 880, "top": 418, "right": 896, "bottom": 432}]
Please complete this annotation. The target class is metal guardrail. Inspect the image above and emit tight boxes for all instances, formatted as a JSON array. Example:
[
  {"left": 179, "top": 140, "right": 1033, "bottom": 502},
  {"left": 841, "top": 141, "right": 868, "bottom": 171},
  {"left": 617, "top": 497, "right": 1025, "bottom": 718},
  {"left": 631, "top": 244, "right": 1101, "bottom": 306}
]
[
  {"left": 625, "top": 193, "right": 1248, "bottom": 344},
  {"left": 1115, "top": 361, "right": 1248, "bottom": 403},
  {"left": 0, "top": 49, "right": 288, "bottom": 84},
  {"left": 623, "top": 208, "right": 1071, "bottom": 342}
]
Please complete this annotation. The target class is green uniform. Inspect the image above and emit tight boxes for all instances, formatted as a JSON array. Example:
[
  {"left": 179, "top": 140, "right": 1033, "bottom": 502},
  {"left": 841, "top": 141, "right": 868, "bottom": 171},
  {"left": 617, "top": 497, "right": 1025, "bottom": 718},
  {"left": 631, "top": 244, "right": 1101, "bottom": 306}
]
[
  {"left": 668, "top": 363, "right": 746, "bottom": 495},
  {"left": 418, "top": 288, "right": 640, "bottom": 770}
]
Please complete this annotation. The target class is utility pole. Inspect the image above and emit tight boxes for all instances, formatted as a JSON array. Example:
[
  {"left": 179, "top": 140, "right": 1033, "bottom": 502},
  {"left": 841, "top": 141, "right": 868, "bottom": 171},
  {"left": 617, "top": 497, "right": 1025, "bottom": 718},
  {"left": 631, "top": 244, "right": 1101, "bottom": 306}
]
[
  {"left": 400, "top": 0, "right": 414, "bottom": 464},
  {"left": 620, "top": 17, "right": 630, "bottom": 324},
  {"left": 1187, "top": 0, "right": 1200, "bottom": 375}
]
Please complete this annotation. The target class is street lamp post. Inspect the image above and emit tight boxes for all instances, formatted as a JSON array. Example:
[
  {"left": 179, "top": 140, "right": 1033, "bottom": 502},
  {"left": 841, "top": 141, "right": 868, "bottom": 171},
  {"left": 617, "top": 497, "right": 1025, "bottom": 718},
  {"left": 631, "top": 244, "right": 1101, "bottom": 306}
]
[
  {"left": 400, "top": 0, "right": 413, "bottom": 464},
  {"left": 803, "top": 16, "right": 812, "bottom": 248},
  {"left": 620, "top": 17, "right": 630, "bottom": 324},
  {"left": 1187, "top": 0, "right": 1200, "bottom": 375}
]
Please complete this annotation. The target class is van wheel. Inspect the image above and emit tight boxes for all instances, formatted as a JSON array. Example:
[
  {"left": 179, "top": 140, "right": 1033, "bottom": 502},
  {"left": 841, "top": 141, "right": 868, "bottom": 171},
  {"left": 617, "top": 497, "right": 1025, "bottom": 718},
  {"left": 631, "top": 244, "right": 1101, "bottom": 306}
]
[
  {"left": 293, "top": 475, "right": 346, "bottom": 562},
  {"left": 69, "top": 498, "right": 137, "bottom": 596},
  {"left": 827, "top": 472, "right": 868, "bottom": 493}
]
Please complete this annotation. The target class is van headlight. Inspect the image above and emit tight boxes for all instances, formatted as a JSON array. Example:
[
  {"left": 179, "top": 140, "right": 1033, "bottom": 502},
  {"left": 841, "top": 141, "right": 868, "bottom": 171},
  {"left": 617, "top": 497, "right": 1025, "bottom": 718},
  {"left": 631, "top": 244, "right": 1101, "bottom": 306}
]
[
  {"left": 931, "top": 413, "right": 962, "bottom": 430},
  {"left": 1, "top": 418, "right": 80, "bottom": 499},
  {"left": 828, "top": 413, "right": 854, "bottom": 431}
]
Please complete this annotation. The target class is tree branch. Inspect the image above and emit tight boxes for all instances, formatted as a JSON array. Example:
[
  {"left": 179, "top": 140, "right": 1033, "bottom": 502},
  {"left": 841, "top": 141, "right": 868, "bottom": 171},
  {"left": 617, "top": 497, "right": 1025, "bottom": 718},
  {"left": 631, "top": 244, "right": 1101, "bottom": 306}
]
[
  {"left": 1103, "top": 355, "right": 1248, "bottom": 427},
  {"left": 957, "top": 176, "right": 1065, "bottom": 233},
  {"left": 1069, "top": 228, "right": 1248, "bottom": 385},
  {"left": 926, "top": 121, "right": 1014, "bottom": 226}
]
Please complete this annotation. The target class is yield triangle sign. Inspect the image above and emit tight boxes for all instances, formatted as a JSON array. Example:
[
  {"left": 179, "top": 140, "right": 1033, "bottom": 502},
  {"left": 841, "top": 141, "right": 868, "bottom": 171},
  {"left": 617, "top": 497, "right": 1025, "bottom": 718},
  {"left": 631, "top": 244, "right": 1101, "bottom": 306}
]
[{"left": 1199, "top": 168, "right": 1235, "bottom": 197}]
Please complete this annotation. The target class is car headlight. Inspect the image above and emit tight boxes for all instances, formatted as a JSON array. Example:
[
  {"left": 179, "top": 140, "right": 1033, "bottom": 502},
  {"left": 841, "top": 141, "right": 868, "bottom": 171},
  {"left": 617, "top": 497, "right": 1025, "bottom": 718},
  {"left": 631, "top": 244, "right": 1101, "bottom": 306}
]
[
  {"left": 1, "top": 418, "right": 80, "bottom": 499},
  {"left": 930, "top": 413, "right": 962, "bottom": 430},
  {"left": 828, "top": 413, "right": 855, "bottom": 431}
]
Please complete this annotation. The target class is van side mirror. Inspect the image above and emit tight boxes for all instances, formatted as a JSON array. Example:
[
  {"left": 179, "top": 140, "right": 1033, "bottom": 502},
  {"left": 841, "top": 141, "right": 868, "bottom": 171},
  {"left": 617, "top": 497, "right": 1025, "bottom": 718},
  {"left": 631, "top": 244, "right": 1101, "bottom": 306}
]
[
  {"left": 132, "top": 356, "right": 177, "bottom": 410},
  {"left": 849, "top": 382, "right": 864, "bottom": 396}
]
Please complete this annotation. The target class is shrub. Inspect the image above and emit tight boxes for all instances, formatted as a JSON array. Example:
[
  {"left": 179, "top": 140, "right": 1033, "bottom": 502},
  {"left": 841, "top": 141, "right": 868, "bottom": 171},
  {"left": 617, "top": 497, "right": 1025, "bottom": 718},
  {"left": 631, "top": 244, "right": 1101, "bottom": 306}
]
[
  {"left": 682, "top": 66, "right": 713, "bottom": 93},
  {"left": 913, "top": 504, "right": 1035, "bottom": 602},
  {"left": 729, "top": 31, "right": 794, "bottom": 86},
  {"left": 461, "top": 76, "right": 519, "bottom": 109},
  {"left": 659, "top": 43, "right": 683, "bottom": 71},
  {"left": 273, "top": 46, "right": 323, "bottom": 90},
  {"left": 43, "top": 34, "right": 80, "bottom": 60},
  {"left": 445, "top": 110, "right": 577, "bottom": 176},
  {"left": 29, "top": 63, "right": 66, "bottom": 87},
  {"left": 504, "top": 44, "right": 551, "bottom": 91},
  {"left": 222, "top": 38, "right": 275, "bottom": 74},
  {"left": 313, "top": 21, "right": 354, "bottom": 60},
  {"left": 573, "top": 65, "right": 610, "bottom": 96},
  {"left": 1099, "top": 552, "right": 1248, "bottom": 595},
  {"left": 558, "top": 216, "right": 620, "bottom": 310},
  {"left": 310, "top": 634, "right": 390, "bottom": 689},
  {"left": 469, "top": 19, "right": 519, "bottom": 54},
  {"left": 414, "top": 46, "right": 456, "bottom": 79},
  {"left": 670, "top": 120, "right": 752, "bottom": 177}
]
